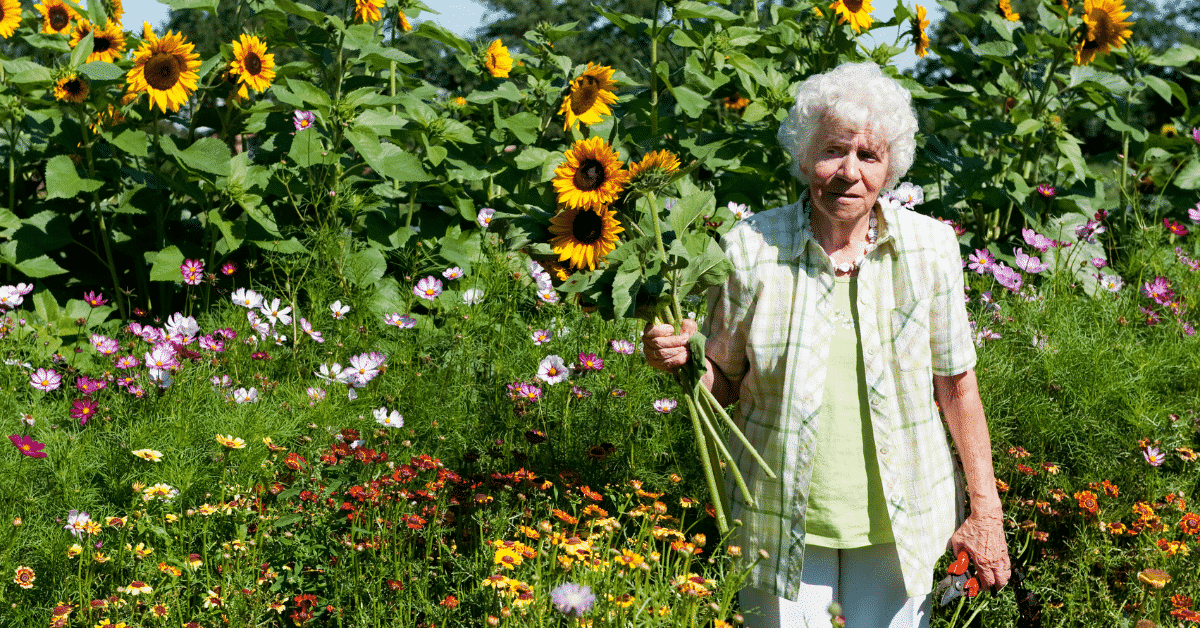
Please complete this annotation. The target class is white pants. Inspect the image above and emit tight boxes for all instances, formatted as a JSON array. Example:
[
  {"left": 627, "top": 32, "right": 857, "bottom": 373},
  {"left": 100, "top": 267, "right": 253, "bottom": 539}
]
[{"left": 739, "top": 543, "right": 931, "bottom": 628}]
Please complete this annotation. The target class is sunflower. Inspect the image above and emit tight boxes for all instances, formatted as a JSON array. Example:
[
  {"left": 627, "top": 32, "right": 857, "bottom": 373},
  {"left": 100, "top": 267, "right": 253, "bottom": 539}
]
[
  {"left": 398, "top": 10, "right": 411, "bottom": 31},
  {"left": 548, "top": 207, "right": 624, "bottom": 271},
  {"left": 0, "top": 0, "right": 21, "bottom": 38},
  {"left": 628, "top": 149, "right": 680, "bottom": 182},
  {"left": 228, "top": 34, "right": 275, "bottom": 96},
  {"left": 1074, "top": 0, "right": 1132, "bottom": 65},
  {"left": 1059, "top": 0, "right": 1072, "bottom": 14},
  {"left": 70, "top": 19, "right": 127, "bottom": 63},
  {"left": 484, "top": 39, "right": 512, "bottom": 78},
  {"left": 552, "top": 136, "right": 630, "bottom": 211},
  {"left": 723, "top": 93, "right": 750, "bottom": 110},
  {"left": 54, "top": 74, "right": 89, "bottom": 103},
  {"left": 126, "top": 29, "right": 201, "bottom": 113},
  {"left": 36, "top": 0, "right": 77, "bottom": 35},
  {"left": 829, "top": 0, "right": 873, "bottom": 33},
  {"left": 910, "top": 4, "right": 930, "bottom": 57},
  {"left": 998, "top": 0, "right": 1019, "bottom": 21},
  {"left": 106, "top": 0, "right": 124, "bottom": 23},
  {"left": 353, "top": 0, "right": 383, "bottom": 23},
  {"left": 559, "top": 63, "right": 618, "bottom": 130}
]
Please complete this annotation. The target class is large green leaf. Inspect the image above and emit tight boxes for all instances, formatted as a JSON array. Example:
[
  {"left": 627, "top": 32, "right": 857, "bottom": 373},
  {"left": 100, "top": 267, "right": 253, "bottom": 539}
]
[
  {"left": 79, "top": 61, "right": 123, "bottom": 81},
  {"left": 344, "top": 247, "right": 387, "bottom": 287},
  {"left": 166, "top": 137, "right": 233, "bottom": 177},
  {"left": 414, "top": 21, "right": 471, "bottom": 54},
  {"left": 45, "top": 155, "right": 101, "bottom": 199},
  {"left": 288, "top": 130, "right": 334, "bottom": 168},
  {"left": 161, "top": 0, "right": 218, "bottom": 11},
  {"left": 673, "top": 0, "right": 738, "bottom": 22},
  {"left": 271, "top": 0, "right": 325, "bottom": 24},
  {"left": 146, "top": 246, "right": 186, "bottom": 282},
  {"left": 346, "top": 128, "right": 432, "bottom": 182},
  {"left": 668, "top": 190, "right": 714, "bottom": 236}
]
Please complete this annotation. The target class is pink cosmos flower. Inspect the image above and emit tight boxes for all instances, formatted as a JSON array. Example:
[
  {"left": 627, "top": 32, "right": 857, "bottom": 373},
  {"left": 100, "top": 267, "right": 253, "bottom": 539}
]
[
  {"left": 144, "top": 344, "right": 178, "bottom": 371},
  {"left": 220, "top": 262, "right": 237, "bottom": 276},
  {"left": 537, "top": 289, "right": 559, "bottom": 304},
  {"left": 414, "top": 276, "right": 443, "bottom": 301},
  {"left": 1021, "top": 228, "right": 1054, "bottom": 253},
  {"left": 512, "top": 382, "right": 542, "bottom": 402},
  {"left": 91, "top": 334, "right": 119, "bottom": 356},
  {"left": 76, "top": 376, "right": 106, "bottom": 396},
  {"left": 384, "top": 313, "right": 416, "bottom": 328},
  {"left": 653, "top": 399, "right": 678, "bottom": 413},
  {"left": 180, "top": 259, "right": 204, "bottom": 286},
  {"left": 300, "top": 318, "right": 324, "bottom": 343},
  {"left": 1189, "top": 202, "right": 1200, "bottom": 224},
  {"left": 1013, "top": 248, "right": 1049, "bottom": 274},
  {"left": 1164, "top": 218, "right": 1189, "bottom": 236},
  {"left": 1193, "top": 127, "right": 1200, "bottom": 146},
  {"left": 577, "top": 352, "right": 604, "bottom": 372},
  {"left": 82, "top": 291, "right": 108, "bottom": 307},
  {"left": 1036, "top": 184, "right": 1055, "bottom": 198},
  {"left": 1142, "top": 277, "right": 1174, "bottom": 306},
  {"left": 537, "top": 355, "right": 571, "bottom": 385},
  {"left": 30, "top": 367, "right": 61, "bottom": 392},
  {"left": 115, "top": 355, "right": 141, "bottom": 369},
  {"left": 532, "top": 329, "right": 552, "bottom": 345},
  {"left": 198, "top": 335, "right": 225, "bottom": 352},
  {"left": 1091, "top": 257, "right": 1107, "bottom": 269},
  {"left": 442, "top": 267, "right": 464, "bottom": 281},
  {"left": 993, "top": 263, "right": 1023, "bottom": 292},
  {"left": 71, "top": 398, "right": 98, "bottom": 425},
  {"left": 610, "top": 339, "right": 635, "bottom": 355},
  {"left": 10, "top": 434, "right": 47, "bottom": 458},
  {"left": 293, "top": 110, "right": 316, "bottom": 131},
  {"left": 1144, "top": 445, "right": 1165, "bottom": 467},
  {"left": 477, "top": 207, "right": 495, "bottom": 229},
  {"left": 967, "top": 249, "right": 995, "bottom": 275}
]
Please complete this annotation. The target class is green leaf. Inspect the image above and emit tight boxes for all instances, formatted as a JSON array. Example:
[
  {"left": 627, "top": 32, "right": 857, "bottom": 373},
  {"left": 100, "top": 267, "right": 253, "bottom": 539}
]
[
  {"left": 414, "top": 21, "right": 471, "bottom": 54},
  {"left": 110, "top": 128, "right": 150, "bottom": 157},
  {"left": 670, "top": 85, "right": 709, "bottom": 119},
  {"left": 32, "top": 291, "right": 61, "bottom": 322},
  {"left": 69, "top": 33, "right": 93, "bottom": 69},
  {"left": 1141, "top": 75, "right": 1181, "bottom": 105},
  {"left": 207, "top": 209, "right": 245, "bottom": 250},
  {"left": 725, "top": 52, "right": 766, "bottom": 88},
  {"left": 346, "top": 128, "right": 432, "bottom": 182},
  {"left": 2, "top": 59, "right": 52, "bottom": 84},
  {"left": 342, "top": 23, "right": 379, "bottom": 50},
  {"left": 1055, "top": 135, "right": 1089, "bottom": 180},
  {"left": 252, "top": 238, "right": 309, "bottom": 254},
  {"left": 673, "top": 0, "right": 739, "bottom": 22},
  {"left": 288, "top": 130, "right": 333, "bottom": 167},
  {"left": 668, "top": 190, "right": 714, "bottom": 236},
  {"left": 503, "top": 112, "right": 540, "bottom": 145},
  {"left": 1013, "top": 119, "right": 1043, "bottom": 136},
  {"left": 79, "top": 61, "right": 124, "bottom": 81},
  {"left": 172, "top": 137, "right": 233, "bottom": 176},
  {"left": 3, "top": 250, "right": 68, "bottom": 278},
  {"left": 611, "top": 270, "right": 643, "bottom": 320},
  {"left": 972, "top": 41, "right": 1016, "bottom": 59},
  {"left": 357, "top": 45, "right": 421, "bottom": 66},
  {"left": 271, "top": 0, "right": 325, "bottom": 23},
  {"left": 45, "top": 155, "right": 102, "bottom": 199},
  {"left": 282, "top": 78, "right": 332, "bottom": 111},
  {"left": 1175, "top": 160, "right": 1200, "bottom": 191},
  {"left": 146, "top": 246, "right": 186, "bottom": 282},
  {"left": 272, "top": 514, "right": 304, "bottom": 528},
  {"left": 354, "top": 110, "right": 409, "bottom": 133},
  {"left": 367, "top": 277, "right": 406, "bottom": 315},
  {"left": 515, "top": 147, "right": 553, "bottom": 171},
  {"left": 345, "top": 247, "right": 388, "bottom": 287},
  {"left": 437, "top": 230, "right": 480, "bottom": 274}
]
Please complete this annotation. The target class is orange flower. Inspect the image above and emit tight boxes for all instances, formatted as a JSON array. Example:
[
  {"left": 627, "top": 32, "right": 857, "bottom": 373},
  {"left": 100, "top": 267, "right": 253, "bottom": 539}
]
[
  {"left": 579, "top": 485, "right": 603, "bottom": 501},
  {"left": 1179, "top": 512, "right": 1200, "bottom": 535},
  {"left": 1074, "top": 490, "right": 1099, "bottom": 515},
  {"left": 1138, "top": 568, "right": 1171, "bottom": 589},
  {"left": 1008, "top": 446, "right": 1031, "bottom": 458},
  {"left": 552, "top": 509, "right": 579, "bottom": 525},
  {"left": 1132, "top": 501, "right": 1155, "bottom": 519},
  {"left": 996, "top": 479, "right": 1009, "bottom": 492},
  {"left": 1049, "top": 488, "right": 1067, "bottom": 501},
  {"left": 581, "top": 504, "right": 608, "bottom": 518},
  {"left": 1101, "top": 479, "right": 1119, "bottom": 498},
  {"left": 1041, "top": 461, "right": 1061, "bottom": 474},
  {"left": 1105, "top": 521, "right": 1128, "bottom": 535},
  {"left": 1158, "top": 539, "right": 1190, "bottom": 557},
  {"left": 1172, "top": 594, "right": 1193, "bottom": 609}
]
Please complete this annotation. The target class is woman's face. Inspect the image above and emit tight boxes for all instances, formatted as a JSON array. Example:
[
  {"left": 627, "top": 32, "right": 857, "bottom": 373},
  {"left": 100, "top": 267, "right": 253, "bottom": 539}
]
[{"left": 802, "top": 123, "right": 890, "bottom": 229}]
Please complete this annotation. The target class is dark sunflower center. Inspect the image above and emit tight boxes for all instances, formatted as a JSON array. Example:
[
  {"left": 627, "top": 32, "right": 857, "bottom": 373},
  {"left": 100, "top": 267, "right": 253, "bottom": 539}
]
[
  {"left": 570, "top": 76, "right": 600, "bottom": 116},
  {"left": 1092, "top": 12, "right": 1114, "bottom": 42},
  {"left": 571, "top": 210, "right": 603, "bottom": 244},
  {"left": 65, "top": 79, "right": 85, "bottom": 96},
  {"left": 145, "top": 52, "right": 182, "bottom": 91},
  {"left": 844, "top": 0, "right": 864, "bottom": 12},
  {"left": 94, "top": 36, "right": 111, "bottom": 53},
  {"left": 572, "top": 158, "right": 606, "bottom": 192},
  {"left": 245, "top": 53, "right": 262, "bottom": 76},
  {"left": 49, "top": 6, "right": 70, "bottom": 30}
]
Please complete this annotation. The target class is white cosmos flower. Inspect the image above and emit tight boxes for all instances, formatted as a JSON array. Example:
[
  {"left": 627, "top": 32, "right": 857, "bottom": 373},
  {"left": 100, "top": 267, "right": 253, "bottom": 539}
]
[
  {"left": 330, "top": 300, "right": 350, "bottom": 319},
  {"left": 373, "top": 407, "right": 405, "bottom": 428},
  {"left": 231, "top": 288, "right": 263, "bottom": 309},
  {"left": 537, "top": 355, "right": 571, "bottom": 385}
]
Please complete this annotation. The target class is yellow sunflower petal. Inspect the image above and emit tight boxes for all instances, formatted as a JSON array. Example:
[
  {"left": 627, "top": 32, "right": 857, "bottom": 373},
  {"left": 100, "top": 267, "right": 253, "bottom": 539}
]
[
  {"left": 354, "top": 0, "right": 384, "bottom": 23},
  {"left": 228, "top": 33, "right": 275, "bottom": 94},
  {"left": 70, "top": 18, "right": 127, "bottom": 63},
  {"left": 548, "top": 208, "right": 625, "bottom": 271},
  {"left": 0, "top": 0, "right": 22, "bottom": 38},
  {"left": 126, "top": 29, "right": 201, "bottom": 113},
  {"left": 35, "top": 0, "right": 77, "bottom": 35},
  {"left": 829, "top": 0, "right": 873, "bottom": 33},
  {"left": 552, "top": 136, "right": 630, "bottom": 211},
  {"left": 559, "top": 63, "right": 618, "bottom": 130},
  {"left": 485, "top": 39, "right": 512, "bottom": 78},
  {"left": 54, "top": 74, "right": 89, "bottom": 103},
  {"left": 1074, "top": 0, "right": 1133, "bottom": 65},
  {"left": 911, "top": 4, "right": 930, "bottom": 57}
]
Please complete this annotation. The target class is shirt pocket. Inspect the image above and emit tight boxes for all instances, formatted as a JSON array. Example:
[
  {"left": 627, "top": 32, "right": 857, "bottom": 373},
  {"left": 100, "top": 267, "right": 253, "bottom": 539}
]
[{"left": 889, "top": 297, "right": 932, "bottom": 372}]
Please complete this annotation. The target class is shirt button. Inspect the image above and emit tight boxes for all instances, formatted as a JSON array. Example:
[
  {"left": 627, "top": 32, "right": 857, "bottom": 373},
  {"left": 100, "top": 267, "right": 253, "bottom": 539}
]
[
  {"left": 880, "top": 446, "right": 890, "bottom": 456},
  {"left": 868, "top": 346, "right": 877, "bottom": 356}
]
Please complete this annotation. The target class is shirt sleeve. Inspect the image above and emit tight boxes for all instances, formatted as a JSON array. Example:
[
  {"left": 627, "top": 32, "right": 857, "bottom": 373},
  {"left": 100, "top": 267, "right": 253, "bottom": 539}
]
[
  {"left": 929, "top": 222, "right": 976, "bottom": 376},
  {"left": 702, "top": 225, "right": 755, "bottom": 384}
]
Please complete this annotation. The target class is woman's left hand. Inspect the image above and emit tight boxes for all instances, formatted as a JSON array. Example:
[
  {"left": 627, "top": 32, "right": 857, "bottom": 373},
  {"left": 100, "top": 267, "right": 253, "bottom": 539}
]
[{"left": 949, "top": 509, "right": 1010, "bottom": 591}]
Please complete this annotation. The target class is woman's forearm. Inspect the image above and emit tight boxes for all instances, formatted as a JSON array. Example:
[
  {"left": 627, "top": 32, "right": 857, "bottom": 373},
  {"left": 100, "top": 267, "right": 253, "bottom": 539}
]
[{"left": 700, "top": 357, "right": 739, "bottom": 407}]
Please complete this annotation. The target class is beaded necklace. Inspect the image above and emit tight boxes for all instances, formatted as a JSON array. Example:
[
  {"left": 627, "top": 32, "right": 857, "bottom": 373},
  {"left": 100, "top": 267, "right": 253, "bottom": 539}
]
[{"left": 804, "top": 198, "right": 879, "bottom": 275}]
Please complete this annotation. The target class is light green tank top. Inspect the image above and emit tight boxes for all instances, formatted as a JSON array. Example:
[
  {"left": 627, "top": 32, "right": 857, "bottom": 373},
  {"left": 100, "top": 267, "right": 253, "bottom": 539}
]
[{"left": 804, "top": 274, "right": 895, "bottom": 548}]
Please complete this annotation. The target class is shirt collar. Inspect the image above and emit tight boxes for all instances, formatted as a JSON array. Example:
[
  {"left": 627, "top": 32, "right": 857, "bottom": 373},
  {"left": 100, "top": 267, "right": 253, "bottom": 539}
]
[{"left": 791, "top": 189, "right": 897, "bottom": 260}]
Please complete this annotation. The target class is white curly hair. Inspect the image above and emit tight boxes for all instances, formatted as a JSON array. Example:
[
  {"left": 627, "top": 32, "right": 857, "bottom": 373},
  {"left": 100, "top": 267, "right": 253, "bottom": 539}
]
[{"left": 776, "top": 62, "right": 918, "bottom": 189}]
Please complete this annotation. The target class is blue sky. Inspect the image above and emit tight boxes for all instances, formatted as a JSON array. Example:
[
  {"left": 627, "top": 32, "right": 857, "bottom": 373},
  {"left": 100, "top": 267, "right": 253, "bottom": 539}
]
[{"left": 121, "top": 0, "right": 926, "bottom": 70}]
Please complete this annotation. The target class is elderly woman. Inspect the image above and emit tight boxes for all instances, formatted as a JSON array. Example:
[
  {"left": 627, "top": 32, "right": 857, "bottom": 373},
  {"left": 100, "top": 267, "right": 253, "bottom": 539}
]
[{"left": 644, "top": 62, "right": 1010, "bottom": 627}]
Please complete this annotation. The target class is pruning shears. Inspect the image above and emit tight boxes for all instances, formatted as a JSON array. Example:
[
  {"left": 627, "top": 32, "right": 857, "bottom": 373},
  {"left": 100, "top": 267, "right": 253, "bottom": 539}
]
[{"left": 935, "top": 550, "right": 980, "bottom": 607}]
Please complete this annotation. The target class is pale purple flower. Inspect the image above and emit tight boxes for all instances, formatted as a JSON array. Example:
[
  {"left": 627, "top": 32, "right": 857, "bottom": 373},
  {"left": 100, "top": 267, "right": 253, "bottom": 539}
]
[
  {"left": 115, "top": 355, "right": 140, "bottom": 369},
  {"left": 91, "top": 334, "right": 119, "bottom": 356},
  {"left": 1193, "top": 127, "right": 1200, "bottom": 146},
  {"left": 890, "top": 182, "right": 924, "bottom": 208},
  {"left": 653, "top": 399, "right": 678, "bottom": 413},
  {"left": 537, "top": 355, "right": 571, "bottom": 385},
  {"left": 247, "top": 312, "right": 271, "bottom": 339},
  {"left": 347, "top": 353, "right": 382, "bottom": 387},
  {"left": 232, "top": 387, "right": 258, "bottom": 404},
  {"left": 293, "top": 110, "right": 316, "bottom": 131},
  {"left": 537, "top": 289, "right": 559, "bottom": 304},
  {"left": 210, "top": 374, "right": 232, "bottom": 388},
  {"left": 300, "top": 318, "right": 324, "bottom": 343},
  {"left": 306, "top": 387, "right": 326, "bottom": 404},
  {"left": 127, "top": 384, "right": 145, "bottom": 398},
  {"left": 462, "top": 288, "right": 484, "bottom": 305},
  {"left": 64, "top": 510, "right": 91, "bottom": 537},
  {"left": 1013, "top": 248, "right": 1049, "bottom": 274},
  {"left": 1091, "top": 257, "right": 1107, "bottom": 269},
  {"left": 180, "top": 259, "right": 204, "bottom": 285},
  {"left": 1021, "top": 228, "right": 1054, "bottom": 253},
  {"left": 373, "top": 407, "right": 404, "bottom": 428},
  {"left": 144, "top": 344, "right": 177, "bottom": 371},
  {"left": 477, "top": 207, "right": 496, "bottom": 229},
  {"left": 30, "top": 368, "right": 60, "bottom": 392},
  {"left": 330, "top": 300, "right": 350, "bottom": 319},
  {"left": 532, "top": 329, "right": 552, "bottom": 345},
  {"left": 384, "top": 313, "right": 416, "bottom": 328},
  {"left": 1142, "top": 277, "right": 1174, "bottom": 306},
  {"left": 1075, "top": 219, "right": 1105, "bottom": 244},
  {"left": 1144, "top": 445, "right": 1165, "bottom": 467},
  {"left": 442, "top": 267, "right": 464, "bottom": 281},
  {"left": 165, "top": 313, "right": 199, "bottom": 340},
  {"left": 414, "top": 276, "right": 443, "bottom": 301},
  {"left": 0, "top": 285, "right": 24, "bottom": 309},
  {"left": 230, "top": 288, "right": 263, "bottom": 309},
  {"left": 570, "top": 385, "right": 592, "bottom": 398},
  {"left": 1099, "top": 274, "right": 1124, "bottom": 293},
  {"left": 260, "top": 298, "right": 293, "bottom": 326},
  {"left": 611, "top": 339, "right": 635, "bottom": 355},
  {"left": 973, "top": 327, "right": 1001, "bottom": 347},
  {"left": 550, "top": 583, "right": 595, "bottom": 618},
  {"left": 1182, "top": 321, "right": 1196, "bottom": 337},
  {"left": 967, "top": 249, "right": 995, "bottom": 275},
  {"left": 1189, "top": 202, "right": 1200, "bottom": 224},
  {"left": 315, "top": 363, "right": 350, "bottom": 384},
  {"left": 992, "top": 263, "right": 1024, "bottom": 292}
]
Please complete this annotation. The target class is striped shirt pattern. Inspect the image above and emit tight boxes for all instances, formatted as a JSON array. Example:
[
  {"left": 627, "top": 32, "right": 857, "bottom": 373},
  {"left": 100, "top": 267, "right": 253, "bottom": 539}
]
[{"left": 703, "top": 192, "right": 976, "bottom": 599}]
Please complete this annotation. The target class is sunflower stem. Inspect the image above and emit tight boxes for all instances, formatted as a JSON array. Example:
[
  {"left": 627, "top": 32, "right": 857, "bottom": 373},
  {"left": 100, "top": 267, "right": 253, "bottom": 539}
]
[
  {"left": 684, "top": 393, "right": 729, "bottom": 535},
  {"left": 79, "top": 107, "right": 127, "bottom": 320},
  {"left": 695, "top": 391, "right": 754, "bottom": 507},
  {"left": 649, "top": 0, "right": 660, "bottom": 138},
  {"left": 698, "top": 383, "right": 776, "bottom": 479}
]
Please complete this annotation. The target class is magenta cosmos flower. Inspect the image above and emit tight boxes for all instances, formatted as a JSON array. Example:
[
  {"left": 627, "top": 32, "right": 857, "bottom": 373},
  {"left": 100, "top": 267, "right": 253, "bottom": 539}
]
[
  {"left": 82, "top": 291, "right": 108, "bottom": 307},
  {"left": 30, "top": 368, "right": 61, "bottom": 392},
  {"left": 220, "top": 262, "right": 237, "bottom": 276},
  {"left": 71, "top": 399, "right": 98, "bottom": 425},
  {"left": 1013, "top": 248, "right": 1049, "bottom": 274},
  {"left": 967, "top": 249, "right": 995, "bottom": 275},
  {"left": 577, "top": 352, "right": 604, "bottom": 372},
  {"left": 10, "top": 434, "right": 47, "bottom": 458},
  {"left": 1021, "top": 228, "right": 1054, "bottom": 253},
  {"left": 293, "top": 110, "right": 316, "bottom": 131},
  {"left": 413, "top": 276, "right": 443, "bottom": 301},
  {"left": 992, "top": 263, "right": 1024, "bottom": 293},
  {"left": 1164, "top": 218, "right": 1189, "bottom": 236},
  {"left": 180, "top": 259, "right": 204, "bottom": 286}
]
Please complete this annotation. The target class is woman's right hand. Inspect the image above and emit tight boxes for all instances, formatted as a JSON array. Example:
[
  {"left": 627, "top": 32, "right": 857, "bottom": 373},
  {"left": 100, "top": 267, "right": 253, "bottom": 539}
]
[{"left": 642, "top": 319, "right": 698, "bottom": 372}]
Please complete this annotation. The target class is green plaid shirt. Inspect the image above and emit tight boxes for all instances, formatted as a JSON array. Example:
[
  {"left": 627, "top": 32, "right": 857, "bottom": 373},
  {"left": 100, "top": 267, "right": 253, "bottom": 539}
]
[{"left": 703, "top": 192, "right": 975, "bottom": 599}]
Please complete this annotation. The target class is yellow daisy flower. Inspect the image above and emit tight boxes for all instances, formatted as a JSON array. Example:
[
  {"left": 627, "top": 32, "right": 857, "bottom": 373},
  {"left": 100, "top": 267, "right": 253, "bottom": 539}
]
[
  {"left": 54, "top": 75, "right": 89, "bottom": 103},
  {"left": 559, "top": 62, "right": 618, "bottom": 130},
  {"left": 125, "top": 27, "right": 201, "bottom": 113},
  {"left": 0, "top": 0, "right": 22, "bottom": 38},
  {"left": 910, "top": 4, "right": 930, "bottom": 57},
  {"left": 228, "top": 33, "right": 275, "bottom": 95}
]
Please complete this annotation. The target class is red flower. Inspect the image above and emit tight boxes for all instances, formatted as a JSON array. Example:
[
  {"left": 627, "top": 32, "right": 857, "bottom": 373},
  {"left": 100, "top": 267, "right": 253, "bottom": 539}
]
[
  {"left": 1179, "top": 512, "right": 1200, "bottom": 535},
  {"left": 1165, "top": 218, "right": 1190, "bottom": 236},
  {"left": 285, "top": 452, "right": 306, "bottom": 471},
  {"left": 70, "top": 398, "right": 98, "bottom": 425},
  {"left": 1074, "top": 490, "right": 1099, "bottom": 515}
]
